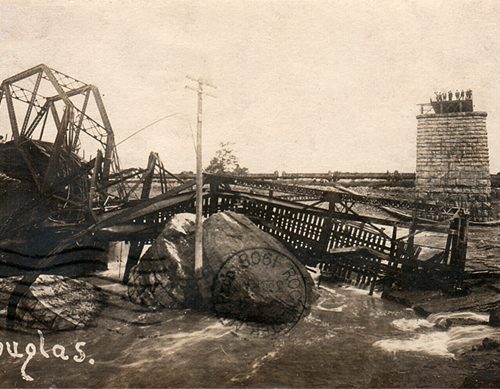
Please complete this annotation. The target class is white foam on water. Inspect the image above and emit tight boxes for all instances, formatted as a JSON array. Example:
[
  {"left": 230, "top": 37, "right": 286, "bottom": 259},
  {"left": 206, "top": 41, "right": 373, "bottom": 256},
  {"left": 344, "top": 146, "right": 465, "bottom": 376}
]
[
  {"left": 391, "top": 318, "right": 435, "bottom": 332},
  {"left": 374, "top": 320, "right": 500, "bottom": 358},
  {"left": 331, "top": 304, "right": 346, "bottom": 313},
  {"left": 374, "top": 331, "right": 453, "bottom": 357},
  {"left": 447, "top": 325, "right": 500, "bottom": 355},
  {"left": 230, "top": 343, "right": 285, "bottom": 383},
  {"left": 427, "top": 311, "right": 489, "bottom": 325},
  {"left": 316, "top": 296, "right": 346, "bottom": 312},
  {"left": 341, "top": 285, "right": 382, "bottom": 298},
  {"left": 303, "top": 313, "right": 323, "bottom": 325},
  {"left": 318, "top": 285, "right": 340, "bottom": 297},
  {"left": 117, "top": 322, "right": 232, "bottom": 369},
  {"left": 390, "top": 311, "right": 490, "bottom": 333}
]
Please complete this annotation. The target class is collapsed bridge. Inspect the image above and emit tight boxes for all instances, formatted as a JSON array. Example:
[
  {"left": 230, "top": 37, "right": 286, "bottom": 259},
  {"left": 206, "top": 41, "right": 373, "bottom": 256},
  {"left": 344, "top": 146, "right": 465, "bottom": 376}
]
[
  {"left": 94, "top": 173, "right": 469, "bottom": 293},
  {"left": 0, "top": 65, "right": 470, "bottom": 295}
]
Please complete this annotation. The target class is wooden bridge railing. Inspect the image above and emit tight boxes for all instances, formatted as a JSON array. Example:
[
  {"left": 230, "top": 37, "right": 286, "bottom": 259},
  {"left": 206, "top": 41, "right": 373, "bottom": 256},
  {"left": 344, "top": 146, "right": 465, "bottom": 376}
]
[{"left": 105, "top": 177, "right": 468, "bottom": 292}]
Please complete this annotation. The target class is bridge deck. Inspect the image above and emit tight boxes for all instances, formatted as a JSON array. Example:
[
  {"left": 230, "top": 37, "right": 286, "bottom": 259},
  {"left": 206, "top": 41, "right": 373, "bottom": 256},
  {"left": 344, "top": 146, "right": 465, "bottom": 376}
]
[{"left": 92, "top": 175, "right": 468, "bottom": 292}]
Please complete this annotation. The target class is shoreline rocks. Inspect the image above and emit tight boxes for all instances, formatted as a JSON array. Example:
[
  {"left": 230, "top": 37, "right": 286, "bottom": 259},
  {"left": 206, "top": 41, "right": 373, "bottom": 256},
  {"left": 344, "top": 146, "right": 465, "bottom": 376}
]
[
  {"left": 0, "top": 274, "right": 103, "bottom": 332},
  {"left": 382, "top": 283, "right": 500, "bottom": 323},
  {"left": 128, "top": 213, "right": 199, "bottom": 309}
]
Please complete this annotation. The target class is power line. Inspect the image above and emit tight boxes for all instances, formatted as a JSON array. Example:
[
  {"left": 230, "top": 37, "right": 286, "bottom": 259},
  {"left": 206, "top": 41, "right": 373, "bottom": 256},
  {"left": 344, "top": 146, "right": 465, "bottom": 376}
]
[{"left": 116, "top": 112, "right": 181, "bottom": 146}]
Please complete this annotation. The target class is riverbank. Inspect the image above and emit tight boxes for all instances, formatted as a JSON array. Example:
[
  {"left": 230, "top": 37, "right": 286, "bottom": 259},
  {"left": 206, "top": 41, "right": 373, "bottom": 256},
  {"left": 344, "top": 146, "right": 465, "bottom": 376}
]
[{"left": 383, "top": 281, "right": 499, "bottom": 318}]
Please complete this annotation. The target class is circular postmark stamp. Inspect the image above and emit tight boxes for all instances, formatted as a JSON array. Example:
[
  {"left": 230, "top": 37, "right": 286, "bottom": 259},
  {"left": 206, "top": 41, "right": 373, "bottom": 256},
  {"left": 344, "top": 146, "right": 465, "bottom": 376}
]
[{"left": 213, "top": 247, "right": 309, "bottom": 337}]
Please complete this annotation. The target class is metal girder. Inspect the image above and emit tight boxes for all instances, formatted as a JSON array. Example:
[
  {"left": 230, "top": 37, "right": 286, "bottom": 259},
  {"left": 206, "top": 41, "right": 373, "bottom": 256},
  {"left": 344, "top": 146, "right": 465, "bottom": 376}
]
[
  {"left": 3, "top": 85, "right": 20, "bottom": 140},
  {"left": 206, "top": 174, "right": 451, "bottom": 215},
  {"left": 1, "top": 64, "right": 115, "bottom": 152},
  {"left": 0, "top": 64, "right": 127, "bottom": 212},
  {"left": 73, "top": 89, "right": 91, "bottom": 150},
  {"left": 90, "top": 86, "right": 114, "bottom": 182},
  {"left": 42, "top": 105, "right": 73, "bottom": 192},
  {"left": 46, "top": 84, "right": 92, "bottom": 102},
  {"left": 20, "top": 71, "right": 43, "bottom": 135},
  {"left": 25, "top": 101, "right": 49, "bottom": 138},
  {"left": 38, "top": 65, "right": 73, "bottom": 106},
  {"left": 1, "top": 64, "right": 45, "bottom": 85},
  {"left": 49, "top": 101, "right": 61, "bottom": 129}
]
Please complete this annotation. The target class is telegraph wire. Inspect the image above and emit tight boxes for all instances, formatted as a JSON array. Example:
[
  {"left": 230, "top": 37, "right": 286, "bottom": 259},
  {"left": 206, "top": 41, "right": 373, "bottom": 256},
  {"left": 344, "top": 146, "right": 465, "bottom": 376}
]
[{"left": 116, "top": 112, "right": 181, "bottom": 146}]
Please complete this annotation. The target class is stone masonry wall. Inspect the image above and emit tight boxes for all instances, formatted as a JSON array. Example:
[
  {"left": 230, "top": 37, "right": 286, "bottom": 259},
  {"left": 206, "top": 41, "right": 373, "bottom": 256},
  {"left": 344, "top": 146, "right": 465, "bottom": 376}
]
[{"left": 416, "top": 111, "right": 492, "bottom": 221}]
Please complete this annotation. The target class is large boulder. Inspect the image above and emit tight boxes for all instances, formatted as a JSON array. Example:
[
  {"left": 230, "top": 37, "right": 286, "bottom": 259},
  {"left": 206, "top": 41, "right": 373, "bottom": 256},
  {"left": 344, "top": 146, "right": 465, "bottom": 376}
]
[
  {"left": 0, "top": 275, "right": 103, "bottom": 331},
  {"left": 127, "top": 211, "right": 317, "bottom": 325},
  {"left": 201, "top": 211, "right": 316, "bottom": 324},
  {"left": 127, "top": 213, "right": 199, "bottom": 309}
]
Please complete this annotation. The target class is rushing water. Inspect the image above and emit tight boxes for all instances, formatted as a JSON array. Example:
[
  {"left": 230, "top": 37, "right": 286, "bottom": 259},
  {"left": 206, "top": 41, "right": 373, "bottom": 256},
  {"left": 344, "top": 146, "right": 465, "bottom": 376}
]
[{"left": 0, "top": 282, "right": 497, "bottom": 388}]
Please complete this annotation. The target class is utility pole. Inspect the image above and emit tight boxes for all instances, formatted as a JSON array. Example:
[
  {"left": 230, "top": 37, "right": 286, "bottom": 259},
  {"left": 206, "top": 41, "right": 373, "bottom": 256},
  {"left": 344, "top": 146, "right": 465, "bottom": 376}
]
[{"left": 186, "top": 76, "right": 216, "bottom": 278}]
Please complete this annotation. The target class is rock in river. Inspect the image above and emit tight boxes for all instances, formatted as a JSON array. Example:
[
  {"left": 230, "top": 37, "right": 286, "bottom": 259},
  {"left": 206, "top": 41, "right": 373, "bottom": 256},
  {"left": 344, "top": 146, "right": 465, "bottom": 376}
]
[
  {"left": 128, "top": 211, "right": 316, "bottom": 325},
  {"left": 202, "top": 211, "right": 316, "bottom": 324},
  {"left": 0, "top": 274, "right": 103, "bottom": 331},
  {"left": 128, "top": 213, "right": 199, "bottom": 309}
]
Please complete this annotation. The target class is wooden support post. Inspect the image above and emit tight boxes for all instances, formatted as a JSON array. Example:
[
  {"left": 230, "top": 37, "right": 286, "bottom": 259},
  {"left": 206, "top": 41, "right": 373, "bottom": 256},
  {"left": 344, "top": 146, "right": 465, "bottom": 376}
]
[
  {"left": 123, "top": 242, "right": 143, "bottom": 284},
  {"left": 318, "top": 194, "right": 337, "bottom": 255},
  {"left": 404, "top": 213, "right": 417, "bottom": 271},
  {"left": 121, "top": 153, "right": 158, "bottom": 283},
  {"left": 141, "top": 152, "right": 157, "bottom": 200},
  {"left": 450, "top": 210, "right": 468, "bottom": 289},
  {"left": 209, "top": 179, "right": 219, "bottom": 215},
  {"left": 389, "top": 225, "right": 397, "bottom": 259}
]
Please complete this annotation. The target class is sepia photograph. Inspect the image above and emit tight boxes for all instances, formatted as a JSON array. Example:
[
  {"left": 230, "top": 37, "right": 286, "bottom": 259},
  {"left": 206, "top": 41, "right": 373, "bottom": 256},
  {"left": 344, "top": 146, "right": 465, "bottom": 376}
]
[{"left": 0, "top": 0, "right": 499, "bottom": 387}]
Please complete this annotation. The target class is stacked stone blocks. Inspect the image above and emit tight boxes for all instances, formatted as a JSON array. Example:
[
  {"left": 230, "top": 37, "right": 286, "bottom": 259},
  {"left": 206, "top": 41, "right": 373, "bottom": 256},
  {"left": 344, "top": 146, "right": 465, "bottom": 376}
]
[{"left": 416, "top": 111, "right": 492, "bottom": 221}]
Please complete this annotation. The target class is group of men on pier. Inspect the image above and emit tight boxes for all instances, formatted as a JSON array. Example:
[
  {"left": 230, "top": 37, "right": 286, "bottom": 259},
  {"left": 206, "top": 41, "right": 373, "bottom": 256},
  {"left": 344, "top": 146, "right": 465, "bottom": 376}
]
[{"left": 434, "top": 89, "right": 472, "bottom": 102}]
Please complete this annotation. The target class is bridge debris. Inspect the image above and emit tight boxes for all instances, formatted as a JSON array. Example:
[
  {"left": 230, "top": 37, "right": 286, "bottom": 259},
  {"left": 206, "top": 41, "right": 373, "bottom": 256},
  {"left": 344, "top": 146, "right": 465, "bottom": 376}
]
[{"left": 0, "top": 65, "right": 489, "bottom": 321}]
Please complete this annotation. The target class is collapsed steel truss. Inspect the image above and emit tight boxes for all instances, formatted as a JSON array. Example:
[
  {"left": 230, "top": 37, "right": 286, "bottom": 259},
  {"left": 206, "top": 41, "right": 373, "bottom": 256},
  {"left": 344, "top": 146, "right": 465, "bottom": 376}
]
[
  {"left": 0, "top": 64, "right": 119, "bottom": 192},
  {"left": 0, "top": 65, "right": 183, "bottom": 221}
]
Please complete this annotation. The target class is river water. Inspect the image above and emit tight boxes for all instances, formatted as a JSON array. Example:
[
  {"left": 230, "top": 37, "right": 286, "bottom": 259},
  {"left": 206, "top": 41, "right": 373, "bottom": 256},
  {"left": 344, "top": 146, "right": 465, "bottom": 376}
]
[{"left": 0, "top": 281, "right": 497, "bottom": 388}]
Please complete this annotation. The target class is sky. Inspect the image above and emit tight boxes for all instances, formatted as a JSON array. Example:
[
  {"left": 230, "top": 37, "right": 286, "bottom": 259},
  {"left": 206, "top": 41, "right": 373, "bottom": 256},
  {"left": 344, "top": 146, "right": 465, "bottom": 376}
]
[{"left": 1, "top": 0, "right": 499, "bottom": 173}]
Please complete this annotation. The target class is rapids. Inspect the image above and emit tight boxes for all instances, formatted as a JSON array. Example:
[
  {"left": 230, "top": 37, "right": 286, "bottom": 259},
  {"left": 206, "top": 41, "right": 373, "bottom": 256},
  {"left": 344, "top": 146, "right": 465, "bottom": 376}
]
[{"left": 0, "top": 282, "right": 497, "bottom": 387}]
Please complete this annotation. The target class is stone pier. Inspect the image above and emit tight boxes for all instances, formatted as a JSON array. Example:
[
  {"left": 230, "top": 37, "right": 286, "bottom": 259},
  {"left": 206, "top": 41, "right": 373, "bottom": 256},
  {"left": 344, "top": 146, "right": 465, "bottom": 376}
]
[{"left": 416, "top": 111, "right": 492, "bottom": 221}]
